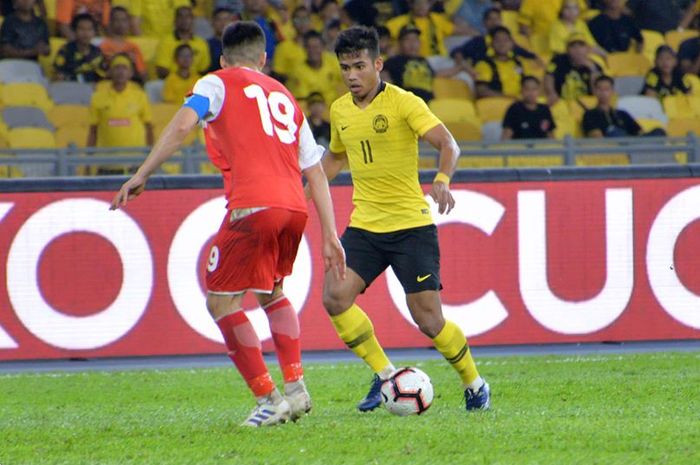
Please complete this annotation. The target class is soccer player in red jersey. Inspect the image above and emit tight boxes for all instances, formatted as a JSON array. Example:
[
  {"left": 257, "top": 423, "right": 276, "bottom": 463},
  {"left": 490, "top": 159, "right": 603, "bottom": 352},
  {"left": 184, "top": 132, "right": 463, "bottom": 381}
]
[{"left": 111, "top": 21, "right": 346, "bottom": 428}]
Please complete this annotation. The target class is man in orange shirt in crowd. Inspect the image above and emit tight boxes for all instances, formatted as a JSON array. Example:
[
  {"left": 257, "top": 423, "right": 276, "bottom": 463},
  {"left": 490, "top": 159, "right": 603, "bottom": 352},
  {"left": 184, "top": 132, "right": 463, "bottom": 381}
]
[
  {"left": 56, "top": 0, "right": 110, "bottom": 39},
  {"left": 99, "top": 6, "right": 147, "bottom": 82}
]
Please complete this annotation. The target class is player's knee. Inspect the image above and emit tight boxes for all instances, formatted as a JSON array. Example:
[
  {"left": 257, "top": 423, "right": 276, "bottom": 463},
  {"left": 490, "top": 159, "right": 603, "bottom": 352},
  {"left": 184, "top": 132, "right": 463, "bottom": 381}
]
[
  {"left": 322, "top": 287, "right": 351, "bottom": 316},
  {"left": 413, "top": 312, "right": 445, "bottom": 338}
]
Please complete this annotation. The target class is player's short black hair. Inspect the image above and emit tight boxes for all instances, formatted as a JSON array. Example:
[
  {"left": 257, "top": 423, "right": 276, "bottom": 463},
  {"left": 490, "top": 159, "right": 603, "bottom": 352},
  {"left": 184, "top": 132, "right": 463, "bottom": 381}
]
[
  {"left": 71, "top": 13, "right": 97, "bottom": 32},
  {"left": 594, "top": 75, "right": 615, "bottom": 87},
  {"left": 334, "top": 25, "right": 379, "bottom": 59},
  {"left": 521, "top": 75, "right": 540, "bottom": 86},
  {"left": 221, "top": 21, "right": 266, "bottom": 64},
  {"left": 303, "top": 30, "right": 323, "bottom": 46},
  {"left": 488, "top": 25, "right": 511, "bottom": 38}
]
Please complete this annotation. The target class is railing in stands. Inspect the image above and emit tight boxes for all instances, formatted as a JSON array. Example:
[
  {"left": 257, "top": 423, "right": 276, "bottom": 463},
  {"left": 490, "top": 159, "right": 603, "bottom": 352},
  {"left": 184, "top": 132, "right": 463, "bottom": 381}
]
[{"left": 1, "top": 134, "right": 700, "bottom": 177}]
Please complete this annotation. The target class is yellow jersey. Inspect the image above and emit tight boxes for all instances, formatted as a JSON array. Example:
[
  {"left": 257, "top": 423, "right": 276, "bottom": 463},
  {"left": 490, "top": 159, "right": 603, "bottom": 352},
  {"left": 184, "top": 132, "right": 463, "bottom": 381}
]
[
  {"left": 162, "top": 71, "right": 199, "bottom": 103},
  {"left": 154, "top": 34, "right": 211, "bottom": 76},
  {"left": 329, "top": 83, "right": 441, "bottom": 233},
  {"left": 89, "top": 82, "right": 152, "bottom": 147}
]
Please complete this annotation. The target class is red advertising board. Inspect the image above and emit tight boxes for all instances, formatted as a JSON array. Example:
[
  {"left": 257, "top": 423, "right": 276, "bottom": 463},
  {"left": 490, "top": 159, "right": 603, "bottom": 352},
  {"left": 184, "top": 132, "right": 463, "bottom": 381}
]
[{"left": 1, "top": 178, "right": 699, "bottom": 360}]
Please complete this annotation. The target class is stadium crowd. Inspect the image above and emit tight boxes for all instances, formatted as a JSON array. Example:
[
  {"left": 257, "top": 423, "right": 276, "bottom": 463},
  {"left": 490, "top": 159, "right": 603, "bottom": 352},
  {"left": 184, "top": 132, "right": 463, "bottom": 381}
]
[{"left": 2, "top": 0, "right": 700, "bottom": 175}]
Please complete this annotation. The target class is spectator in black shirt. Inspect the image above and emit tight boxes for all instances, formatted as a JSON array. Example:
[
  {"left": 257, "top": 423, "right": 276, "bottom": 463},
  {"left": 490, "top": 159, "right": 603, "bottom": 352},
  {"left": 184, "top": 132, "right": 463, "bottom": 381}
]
[
  {"left": 451, "top": 7, "right": 538, "bottom": 74},
  {"left": 0, "top": 0, "right": 49, "bottom": 61},
  {"left": 306, "top": 92, "right": 331, "bottom": 146},
  {"left": 207, "top": 7, "right": 237, "bottom": 73},
  {"left": 382, "top": 25, "right": 436, "bottom": 102},
  {"left": 627, "top": 0, "right": 693, "bottom": 34},
  {"left": 643, "top": 45, "right": 692, "bottom": 100},
  {"left": 678, "top": 34, "right": 700, "bottom": 75},
  {"left": 502, "top": 76, "right": 556, "bottom": 140},
  {"left": 587, "top": 0, "right": 643, "bottom": 53},
  {"left": 545, "top": 33, "right": 603, "bottom": 105},
  {"left": 53, "top": 13, "right": 105, "bottom": 83},
  {"left": 583, "top": 75, "right": 642, "bottom": 137}
]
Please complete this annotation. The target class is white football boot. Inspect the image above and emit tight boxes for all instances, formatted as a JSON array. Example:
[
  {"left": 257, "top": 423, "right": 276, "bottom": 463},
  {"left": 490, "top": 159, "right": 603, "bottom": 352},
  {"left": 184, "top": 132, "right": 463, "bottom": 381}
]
[
  {"left": 285, "top": 379, "right": 312, "bottom": 421},
  {"left": 241, "top": 389, "right": 291, "bottom": 427}
]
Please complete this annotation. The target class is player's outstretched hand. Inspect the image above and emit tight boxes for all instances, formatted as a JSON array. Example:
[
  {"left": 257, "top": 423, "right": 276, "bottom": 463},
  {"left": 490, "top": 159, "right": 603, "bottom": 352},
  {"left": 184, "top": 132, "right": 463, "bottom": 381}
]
[
  {"left": 323, "top": 235, "right": 346, "bottom": 280},
  {"left": 429, "top": 180, "right": 455, "bottom": 214},
  {"left": 110, "top": 174, "right": 147, "bottom": 210}
]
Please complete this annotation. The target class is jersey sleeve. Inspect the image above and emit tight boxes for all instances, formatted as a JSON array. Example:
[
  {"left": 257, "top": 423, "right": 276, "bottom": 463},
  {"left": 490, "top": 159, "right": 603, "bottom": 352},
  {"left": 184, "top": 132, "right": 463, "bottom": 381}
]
[
  {"left": 184, "top": 74, "right": 226, "bottom": 122},
  {"left": 398, "top": 91, "right": 442, "bottom": 137},
  {"left": 298, "top": 117, "right": 325, "bottom": 170},
  {"left": 328, "top": 103, "right": 346, "bottom": 153}
]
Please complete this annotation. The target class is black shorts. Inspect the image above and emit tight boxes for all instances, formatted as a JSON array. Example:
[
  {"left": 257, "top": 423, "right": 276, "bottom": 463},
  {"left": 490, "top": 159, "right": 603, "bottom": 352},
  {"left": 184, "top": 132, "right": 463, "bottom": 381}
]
[{"left": 341, "top": 224, "right": 441, "bottom": 294}]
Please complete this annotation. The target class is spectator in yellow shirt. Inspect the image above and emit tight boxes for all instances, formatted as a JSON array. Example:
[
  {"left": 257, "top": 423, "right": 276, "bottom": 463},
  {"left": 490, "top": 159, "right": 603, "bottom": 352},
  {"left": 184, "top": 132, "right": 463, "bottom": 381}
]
[
  {"left": 386, "top": 0, "right": 469, "bottom": 57},
  {"left": 154, "top": 6, "right": 211, "bottom": 79},
  {"left": 518, "top": 0, "right": 588, "bottom": 38},
  {"left": 272, "top": 6, "right": 315, "bottom": 83},
  {"left": 549, "top": 0, "right": 606, "bottom": 57},
  {"left": 88, "top": 54, "right": 154, "bottom": 174},
  {"left": 162, "top": 44, "right": 200, "bottom": 103},
  {"left": 118, "top": 0, "right": 191, "bottom": 37},
  {"left": 286, "top": 30, "right": 341, "bottom": 106},
  {"left": 474, "top": 26, "right": 525, "bottom": 98}
]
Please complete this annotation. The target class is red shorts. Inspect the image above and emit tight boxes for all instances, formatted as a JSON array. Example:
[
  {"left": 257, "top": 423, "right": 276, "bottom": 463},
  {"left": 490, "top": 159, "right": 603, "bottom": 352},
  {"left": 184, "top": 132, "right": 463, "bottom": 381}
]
[{"left": 205, "top": 208, "right": 308, "bottom": 294}]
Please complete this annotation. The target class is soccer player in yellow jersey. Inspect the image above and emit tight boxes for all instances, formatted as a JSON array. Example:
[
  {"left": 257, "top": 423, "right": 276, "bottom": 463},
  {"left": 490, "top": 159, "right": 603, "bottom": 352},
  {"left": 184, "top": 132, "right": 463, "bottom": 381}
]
[{"left": 319, "top": 26, "right": 490, "bottom": 413}]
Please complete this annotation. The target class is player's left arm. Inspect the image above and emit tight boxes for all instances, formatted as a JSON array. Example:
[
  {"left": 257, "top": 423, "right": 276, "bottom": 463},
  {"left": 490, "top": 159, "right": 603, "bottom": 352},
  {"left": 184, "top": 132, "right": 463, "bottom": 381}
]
[
  {"left": 421, "top": 123, "right": 458, "bottom": 215},
  {"left": 110, "top": 107, "right": 198, "bottom": 210}
]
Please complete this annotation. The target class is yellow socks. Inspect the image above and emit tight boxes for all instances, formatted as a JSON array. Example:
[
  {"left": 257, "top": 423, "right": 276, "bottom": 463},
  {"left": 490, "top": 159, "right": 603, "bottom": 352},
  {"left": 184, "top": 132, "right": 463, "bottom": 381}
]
[
  {"left": 432, "top": 320, "right": 481, "bottom": 387},
  {"left": 330, "top": 304, "right": 394, "bottom": 376}
]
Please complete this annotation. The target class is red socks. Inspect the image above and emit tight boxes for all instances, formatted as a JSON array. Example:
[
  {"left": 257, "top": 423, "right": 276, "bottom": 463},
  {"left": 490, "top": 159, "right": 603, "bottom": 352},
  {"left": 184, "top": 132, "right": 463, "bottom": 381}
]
[
  {"left": 216, "top": 311, "right": 275, "bottom": 397},
  {"left": 263, "top": 296, "right": 304, "bottom": 383}
]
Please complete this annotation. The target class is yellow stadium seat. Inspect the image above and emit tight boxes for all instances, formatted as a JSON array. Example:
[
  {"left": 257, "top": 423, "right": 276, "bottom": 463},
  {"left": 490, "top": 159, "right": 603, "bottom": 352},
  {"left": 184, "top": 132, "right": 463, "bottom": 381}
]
[
  {"left": 575, "top": 154, "right": 629, "bottom": 166},
  {"left": 432, "top": 78, "right": 472, "bottom": 100},
  {"left": 48, "top": 105, "right": 90, "bottom": 128},
  {"left": 606, "top": 52, "right": 652, "bottom": 77},
  {"left": 686, "top": 74, "right": 700, "bottom": 96},
  {"left": 637, "top": 118, "right": 667, "bottom": 133},
  {"left": 0, "top": 154, "right": 23, "bottom": 178},
  {"left": 551, "top": 100, "right": 581, "bottom": 138},
  {"left": 151, "top": 103, "right": 179, "bottom": 126},
  {"left": 55, "top": 126, "right": 88, "bottom": 147},
  {"left": 1, "top": 82, "right": 53, "bottom": 112},
  {"left": 665, "top": 29, "right": 699, "bottom": 51},
  {"left": 8, "top": 127, "right": 56, "bottom": 148},
  {"left": 457, "top": 155, "right": 505, "bottom": 168},
  {"left": 507, "top": 155, "right": 564, "bottom": 167},
  {"left": 641, "top": 29, "right": 667, "bottom": 64},
  {"left": 667, "top": 118, "right": 700, "bottom": 137},
  {"left": 476, "top": 97, "right": 514, "bottom": 123},
  {"left": 428, "top": 98, "right": 477, "bottom": 123},
  {"left": 418, "top": 155, "right": 438, "bottom": 169},
  {"left": 444, "top": 120, "right": 482, "bottom": 141},
  {"left": 662, "top": 94, "right": 697, "bottom": 118}
]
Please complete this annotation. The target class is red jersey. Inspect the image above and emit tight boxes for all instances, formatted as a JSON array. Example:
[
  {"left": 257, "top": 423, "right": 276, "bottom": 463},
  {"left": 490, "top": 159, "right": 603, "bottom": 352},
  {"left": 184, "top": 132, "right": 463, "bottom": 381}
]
[{"left": 194, "top": 67, "right": 314, "bottom": 212}]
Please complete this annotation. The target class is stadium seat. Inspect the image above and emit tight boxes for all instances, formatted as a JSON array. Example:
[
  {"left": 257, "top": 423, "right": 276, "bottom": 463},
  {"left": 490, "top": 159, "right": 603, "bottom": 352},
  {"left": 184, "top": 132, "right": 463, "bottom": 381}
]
[
  {"left": 476, "top": 97, "right": 514, "bottom": 123},
  {"left": 55, "top": 125, "right": 89, "bottom": 148},
  {"left": 48, "top": 105, "right": 90, "bottom": 129},
  {"left": 418, "top": 155, "right": 438, "bottom": 169},
  {"left": 151, "top": 103, "right": 197, "bottom": 145},
  {"left": 575, "top": 154, "right": 629, "bottom": 166},
  {"left": 49, "top": 81, "right": 93, "bottom": 105},
  {"left": 444, "top": 120, "right": 482, "bottom": 141},
  {"left": 662, "top": 94, "right": 700, "bottom": 118},
  {"left": 606, "top": 53, "right": 652, "bottom": 77},
  {"left": 0, "top": 82, "right": 53, "bottom": 112},
  {"left": 8, "top": 127, "right": 56, "bottom": 148},
  {"left": 145, "top": 80, "right": 165, "bottom": 103},
  {"left": 2, "top": 107, "right": 54, "bottom": 130},
  {"left": 507, "top": 155, "right": 563, "bottom": 167},
  {"left": 432, "top": 77, "right": 471, "bottom": 100},
  {"left": 0, "top": 59, "right": 46, "bottom": 85},
  {"left": 614, "top": 76, "right": 645, "bottom": 96},
  {"left": 0, "top": 153, "right": 24, "bottom": 178},
  {"left": 428, "top": 98, "right": 477, "bottom": 123},
  {"left": 667, "top": 118, "right": 700, "bottom": 137},
  {"left": 665, "top": 29, "right": 699, "bottom": 51},
  {"left": 641, "top": 30, "right": 667, "bottom": 64},
  {"left": 617, "top": 96, "right": 668, "bottom": 124},
  {"left": 637, "top": 118, "right": 667, "bottom": 133},
  {"left": 481, "top": 121, "right": 503, "bottom": 142},
  {"left": 457, "top": 155, "right": 505, "bottom": 168}
]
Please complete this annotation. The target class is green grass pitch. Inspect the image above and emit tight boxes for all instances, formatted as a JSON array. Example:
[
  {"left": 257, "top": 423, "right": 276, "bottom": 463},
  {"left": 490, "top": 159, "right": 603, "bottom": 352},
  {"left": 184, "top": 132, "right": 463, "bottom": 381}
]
[{"left": 1, "top": 351, "right": 698, "bottom": 465}]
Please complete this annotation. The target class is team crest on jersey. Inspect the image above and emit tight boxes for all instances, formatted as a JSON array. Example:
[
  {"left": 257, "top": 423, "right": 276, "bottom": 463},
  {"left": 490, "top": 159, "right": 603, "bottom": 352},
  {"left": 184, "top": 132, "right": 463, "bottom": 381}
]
[{"left": 373, "top": 114, "right": 389, "bottom": 133}]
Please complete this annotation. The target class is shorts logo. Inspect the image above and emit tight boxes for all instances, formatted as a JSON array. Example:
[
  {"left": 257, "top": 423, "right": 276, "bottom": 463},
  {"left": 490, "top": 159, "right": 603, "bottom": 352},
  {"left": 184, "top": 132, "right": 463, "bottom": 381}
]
[
  {"left": 207, "top": 246, "right": 220, "bottom": 272},
  {"left": 373, "top": 114, "right": 389, "bottom": 133},
  {"left": 416, "top": 273, "right": 432, "bottom": 283}
]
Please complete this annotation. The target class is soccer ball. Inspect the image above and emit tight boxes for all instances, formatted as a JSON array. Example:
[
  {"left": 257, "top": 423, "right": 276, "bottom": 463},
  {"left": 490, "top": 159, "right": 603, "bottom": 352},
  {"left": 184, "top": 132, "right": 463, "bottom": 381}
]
[{"left": 380, "top": 367, "right": 434, "bottom": 416}]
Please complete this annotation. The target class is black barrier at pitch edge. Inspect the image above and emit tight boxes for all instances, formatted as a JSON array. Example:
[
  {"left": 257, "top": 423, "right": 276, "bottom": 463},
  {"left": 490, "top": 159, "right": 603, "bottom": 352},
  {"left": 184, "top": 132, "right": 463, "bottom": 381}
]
[{"left": 1, "top": 165, "right": 700, "bottom": 193}]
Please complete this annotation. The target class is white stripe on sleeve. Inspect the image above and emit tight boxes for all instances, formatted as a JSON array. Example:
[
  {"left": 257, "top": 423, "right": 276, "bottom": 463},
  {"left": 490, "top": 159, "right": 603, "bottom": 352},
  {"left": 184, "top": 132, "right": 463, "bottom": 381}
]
[
  {"left": 191, "top": 74, "right": 226, "bottom": 122},
  {"left": 298, "top": 117, "right": 325, "bottom": 170}
]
